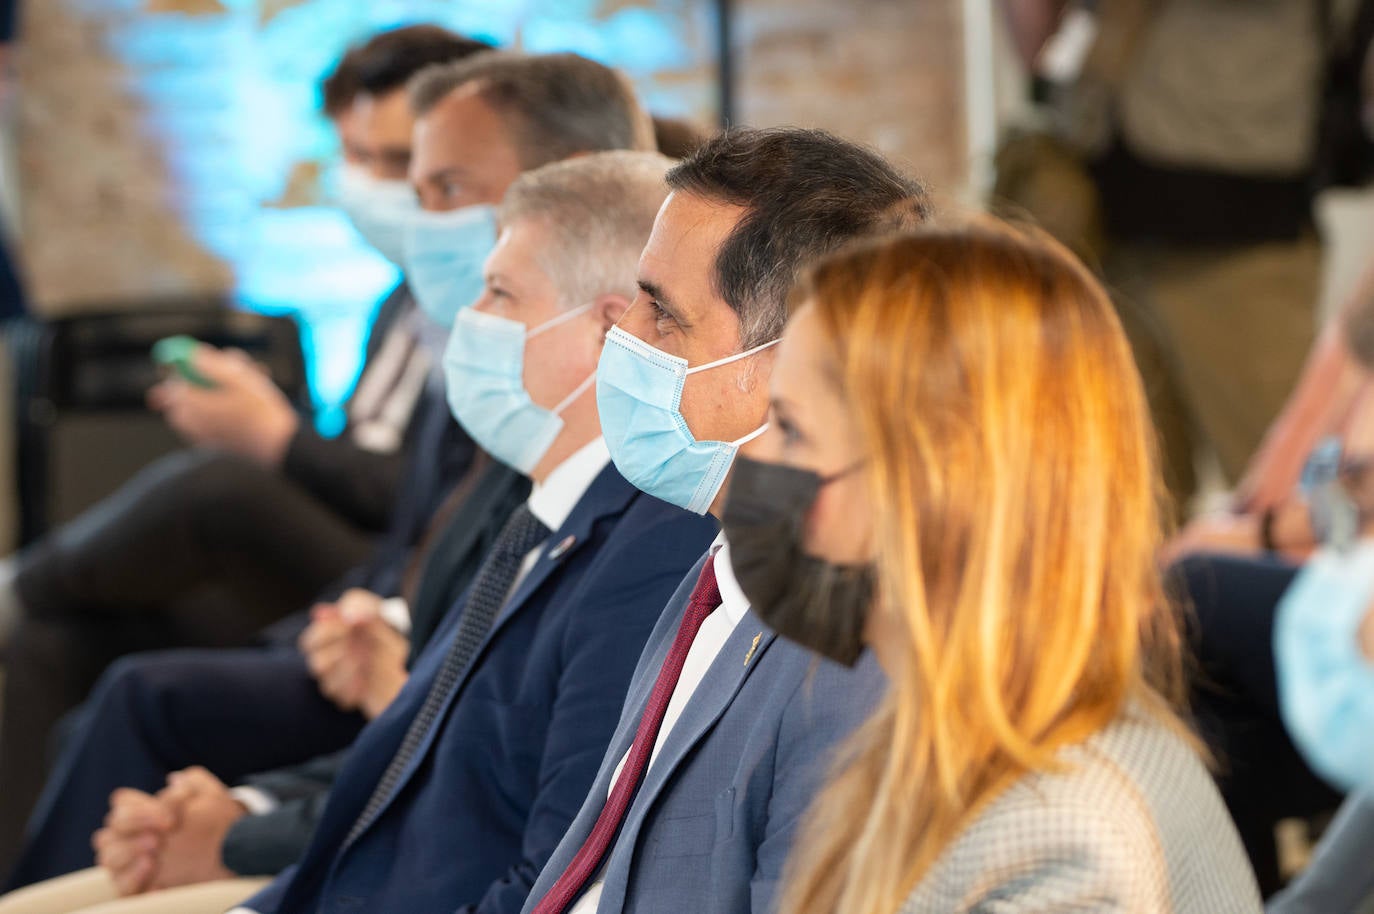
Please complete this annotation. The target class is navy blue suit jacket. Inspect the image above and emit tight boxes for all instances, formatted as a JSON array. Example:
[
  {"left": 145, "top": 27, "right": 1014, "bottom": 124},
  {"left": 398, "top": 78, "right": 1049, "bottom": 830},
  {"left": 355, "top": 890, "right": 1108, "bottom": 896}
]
[{"left": 244, "top": 464, "right": 718, "bottom": 914}]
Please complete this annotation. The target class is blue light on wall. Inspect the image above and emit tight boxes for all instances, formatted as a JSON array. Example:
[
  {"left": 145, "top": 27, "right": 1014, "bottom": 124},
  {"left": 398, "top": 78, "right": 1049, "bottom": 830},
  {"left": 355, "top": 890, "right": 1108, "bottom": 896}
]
[{"left": 110, "top": 0, "right": 713, "bottom": 435}]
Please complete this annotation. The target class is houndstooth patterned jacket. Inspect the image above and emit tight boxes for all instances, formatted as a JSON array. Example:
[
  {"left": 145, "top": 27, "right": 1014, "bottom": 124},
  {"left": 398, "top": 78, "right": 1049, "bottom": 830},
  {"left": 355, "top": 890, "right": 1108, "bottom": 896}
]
[{"left": 899, "top": 710, "right": 1263, "bottom": 913}]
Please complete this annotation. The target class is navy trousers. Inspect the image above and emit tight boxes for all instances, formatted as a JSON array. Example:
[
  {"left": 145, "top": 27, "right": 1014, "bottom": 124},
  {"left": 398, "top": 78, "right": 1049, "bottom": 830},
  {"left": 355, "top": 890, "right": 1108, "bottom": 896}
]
[
  {"left": 5, "top": 645, "right": 364, "bottom": 889},
  {"left": 1175, "top": 552, "right": 1344, "bottom": 896}
]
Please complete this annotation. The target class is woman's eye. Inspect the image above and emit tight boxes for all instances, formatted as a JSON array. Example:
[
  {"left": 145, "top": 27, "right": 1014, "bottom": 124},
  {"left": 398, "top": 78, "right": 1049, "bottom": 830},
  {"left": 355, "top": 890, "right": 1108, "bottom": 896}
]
[{"left": 777, "top": 416, "right": 803, "bottom": 446}]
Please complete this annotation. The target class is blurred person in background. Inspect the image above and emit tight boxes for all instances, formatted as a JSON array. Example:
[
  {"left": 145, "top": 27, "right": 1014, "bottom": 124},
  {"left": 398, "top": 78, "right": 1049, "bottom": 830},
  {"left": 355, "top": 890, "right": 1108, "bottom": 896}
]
[
  {"left": 0, "top": 23, "right": 488, "bottom": 880},
  {"left": 768, "top": 222, "right": 1260, "bottom": 914},
  {"left": 998, "top": 0, "right": 1329, "bottom": 516},
  {"left": 1167, "top": 262, "right": 1374, "bottom": 564},
  {"left": 1162, "top": 269, "right": 1374, "bottom": 892},
  {"left": 1262, "top": 475, "right": 1374, "bottom": 912},
  {"left": 0, "top": 51, "right": 659, "bottom": 906}
]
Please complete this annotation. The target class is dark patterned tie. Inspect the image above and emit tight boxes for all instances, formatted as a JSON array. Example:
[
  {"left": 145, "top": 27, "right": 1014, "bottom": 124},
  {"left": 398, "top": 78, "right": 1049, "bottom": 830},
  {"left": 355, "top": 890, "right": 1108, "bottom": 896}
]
[
  {"left": 529, "top": 556, "right": 722, "bottom": 914},
  {"left": 344, "top": 504, "right": 551, "bottom": 848}
]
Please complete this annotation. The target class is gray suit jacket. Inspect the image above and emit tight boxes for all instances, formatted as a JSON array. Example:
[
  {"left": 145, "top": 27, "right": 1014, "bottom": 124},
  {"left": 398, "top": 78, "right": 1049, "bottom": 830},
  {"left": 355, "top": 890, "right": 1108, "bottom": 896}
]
[
  {"left": 899, "top": 710, "right": 1263, "bottom": 913},
  {"left": 522, "top": 552, "right": 887, "bottom": 914}
]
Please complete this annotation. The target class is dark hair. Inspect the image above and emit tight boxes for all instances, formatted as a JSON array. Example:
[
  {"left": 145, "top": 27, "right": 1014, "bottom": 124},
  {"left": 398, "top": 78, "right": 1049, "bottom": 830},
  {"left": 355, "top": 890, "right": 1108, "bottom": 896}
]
[
  {"left": 408, "top": 52, "right": 653, "bottom": 169},
  {"left": 666, "top": 127, "right": 932, "bottom": 347},
  {"left": 322, "top": 25, "right": 491, "bottom": 116},
  {"left": 651, "top": 115, "right": 713, "bottom": 160},
  {"left": 321, "top": 46, "right": 362, "bottom": 118}
]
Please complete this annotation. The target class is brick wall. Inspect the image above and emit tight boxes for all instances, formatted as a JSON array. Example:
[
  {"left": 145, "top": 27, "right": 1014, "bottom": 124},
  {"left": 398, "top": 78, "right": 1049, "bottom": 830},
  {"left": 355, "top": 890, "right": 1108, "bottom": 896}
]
[
  {"left": 732, "top": 0, "right": 967, "bottom": 198},
  {"left": 15, "top": 0, "right": 238, "bottom": 314}
]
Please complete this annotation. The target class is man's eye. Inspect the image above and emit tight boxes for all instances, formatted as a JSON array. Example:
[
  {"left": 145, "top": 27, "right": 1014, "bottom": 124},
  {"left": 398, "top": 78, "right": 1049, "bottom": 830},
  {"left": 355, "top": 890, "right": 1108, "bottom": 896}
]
[{"left": 648, "top": 300, "right": 676, "bottom": 330}]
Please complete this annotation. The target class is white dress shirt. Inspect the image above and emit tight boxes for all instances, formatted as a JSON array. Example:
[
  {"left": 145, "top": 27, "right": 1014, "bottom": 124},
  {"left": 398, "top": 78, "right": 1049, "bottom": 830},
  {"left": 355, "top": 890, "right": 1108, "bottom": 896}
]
[
  {"left": 226, "top": 438, "right": 610, "bottom": 914},
  {"left": 569, "top": 533, "right": 749, "bottom": 914}
]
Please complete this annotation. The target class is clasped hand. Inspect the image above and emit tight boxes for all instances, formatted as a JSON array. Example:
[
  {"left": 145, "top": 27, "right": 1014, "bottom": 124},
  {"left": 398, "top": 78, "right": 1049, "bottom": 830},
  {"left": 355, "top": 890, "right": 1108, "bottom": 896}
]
[
  {"left": 299, "top": 588, "right": 410, "bottom": 720},
  {"left": 91, "top": 767, "right": 245, "bottom": 896}
]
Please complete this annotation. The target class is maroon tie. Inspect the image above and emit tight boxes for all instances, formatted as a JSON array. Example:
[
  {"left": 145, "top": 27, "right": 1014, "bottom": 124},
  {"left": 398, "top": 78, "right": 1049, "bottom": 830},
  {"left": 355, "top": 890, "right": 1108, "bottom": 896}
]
[{"left": 529, "top": 555, "right": 723, "bottom": 914}]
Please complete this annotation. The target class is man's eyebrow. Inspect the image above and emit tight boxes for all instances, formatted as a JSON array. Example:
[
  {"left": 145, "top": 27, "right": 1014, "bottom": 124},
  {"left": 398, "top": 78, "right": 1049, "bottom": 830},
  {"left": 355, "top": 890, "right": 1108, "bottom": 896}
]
[
  {"left": 638, "top": 279, "right": 685, "bottom": 322},
  {"left": 423, "top": 165, "right": 469, "bottom": 184}
]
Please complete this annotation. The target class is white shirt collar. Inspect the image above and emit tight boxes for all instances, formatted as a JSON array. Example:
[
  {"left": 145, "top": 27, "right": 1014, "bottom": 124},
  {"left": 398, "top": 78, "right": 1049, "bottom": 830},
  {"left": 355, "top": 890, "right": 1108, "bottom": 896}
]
[
  {"left": 526, "top": 437, "right": 611, "bottom": 533},
  {"left": 709, "top": 533, "right": 750, "bottom": 626}
]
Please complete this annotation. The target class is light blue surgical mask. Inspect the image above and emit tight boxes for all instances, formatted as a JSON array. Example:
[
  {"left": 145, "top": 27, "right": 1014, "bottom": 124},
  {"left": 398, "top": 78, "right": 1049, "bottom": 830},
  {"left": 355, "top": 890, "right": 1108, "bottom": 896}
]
[
  {"left": 403, "top": 204, "right": 499, "bottom": 328},
  {"left": 337, "top": 166, "right": 418, "bottom": 265},
  {"left": 443, "top": 304, "right": 595, "bottom": 475},
  {"left": 1275, "top": 541, "right": 1374, "bottom": 792},
  {"left": 596, "top": 326, "right": 779, "bottom": 515}
]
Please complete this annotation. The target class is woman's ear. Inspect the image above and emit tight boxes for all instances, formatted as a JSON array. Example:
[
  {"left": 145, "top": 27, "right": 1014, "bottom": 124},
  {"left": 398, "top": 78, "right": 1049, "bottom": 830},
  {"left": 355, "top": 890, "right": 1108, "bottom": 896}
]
[{"left": 596, "top": 294, "right": 631, "bottom": 340}]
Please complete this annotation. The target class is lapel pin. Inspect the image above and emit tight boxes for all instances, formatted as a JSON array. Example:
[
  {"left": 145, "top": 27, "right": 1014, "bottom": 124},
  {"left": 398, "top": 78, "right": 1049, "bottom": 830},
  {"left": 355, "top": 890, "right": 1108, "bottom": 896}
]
[
  {"left": 547, "top": 535, "right": 576, "bottom": 561},
  {"left": 743, "top": 631, "right": 763, "bottom": 666}
]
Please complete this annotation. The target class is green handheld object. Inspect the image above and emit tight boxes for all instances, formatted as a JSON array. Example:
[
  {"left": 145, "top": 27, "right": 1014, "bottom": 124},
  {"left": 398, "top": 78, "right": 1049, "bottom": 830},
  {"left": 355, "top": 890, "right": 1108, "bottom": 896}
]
[{"left": 152, "top": 336, "right": 215, "bottom": 388}]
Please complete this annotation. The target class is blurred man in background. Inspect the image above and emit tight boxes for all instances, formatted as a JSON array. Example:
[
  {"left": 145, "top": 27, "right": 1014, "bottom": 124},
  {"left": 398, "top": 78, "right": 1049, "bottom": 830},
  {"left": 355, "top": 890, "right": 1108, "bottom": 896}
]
[
  {"left": 998, "top": 0, "right": 1328, "bottom": 515},
  {"left": 0, "top": 24, "right": 487, "bottom": 878}
]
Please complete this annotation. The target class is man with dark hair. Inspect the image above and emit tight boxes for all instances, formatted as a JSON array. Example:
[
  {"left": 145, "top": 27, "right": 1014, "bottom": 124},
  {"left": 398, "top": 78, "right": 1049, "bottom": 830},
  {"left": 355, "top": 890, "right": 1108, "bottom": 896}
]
[
  {"left": 0, "top": 23, "right": 486, "bottom": 880},
  {"left": 408, "top": 51, "right": 655, "bottom": 163},
  {"left": 524, "top": 127, "right": 928, "bottom": 914}
]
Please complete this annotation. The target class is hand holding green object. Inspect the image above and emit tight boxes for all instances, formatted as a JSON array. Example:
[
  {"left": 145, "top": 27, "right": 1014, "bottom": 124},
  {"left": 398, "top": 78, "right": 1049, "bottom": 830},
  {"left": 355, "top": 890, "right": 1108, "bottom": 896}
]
[{"left": 152, "top": 336, "right": 216, "bottom": 389}]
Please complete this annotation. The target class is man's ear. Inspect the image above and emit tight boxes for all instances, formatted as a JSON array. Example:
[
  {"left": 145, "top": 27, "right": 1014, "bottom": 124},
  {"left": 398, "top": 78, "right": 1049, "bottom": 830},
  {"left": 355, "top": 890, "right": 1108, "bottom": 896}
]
[{"left": 595, "top": 294, "right": 631, "bottom": 340}]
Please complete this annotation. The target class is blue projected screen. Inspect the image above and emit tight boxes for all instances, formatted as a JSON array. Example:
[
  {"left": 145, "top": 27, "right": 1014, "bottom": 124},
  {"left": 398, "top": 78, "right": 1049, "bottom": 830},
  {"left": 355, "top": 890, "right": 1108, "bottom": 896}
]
[{"left": 109, "top": 0, "right": 716, "bottom": 435}]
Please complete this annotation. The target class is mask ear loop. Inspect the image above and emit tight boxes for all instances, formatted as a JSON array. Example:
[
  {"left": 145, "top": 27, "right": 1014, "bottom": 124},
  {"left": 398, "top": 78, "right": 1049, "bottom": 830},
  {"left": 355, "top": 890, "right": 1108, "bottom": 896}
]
[
  {"left": 687, "top": 338, "right": 784, "bottom": 449},
  {"left": 729, "top": 422, "right": 770, "bottom": 448},
  {"left": 527, "top": 301, "right": 596, "bottom": 339},
  {"left": 684, "top": 337, "right": 781, "bottom": 376},
  {"left": 551, "top": 372, "right": 596, "bottom": 417}
]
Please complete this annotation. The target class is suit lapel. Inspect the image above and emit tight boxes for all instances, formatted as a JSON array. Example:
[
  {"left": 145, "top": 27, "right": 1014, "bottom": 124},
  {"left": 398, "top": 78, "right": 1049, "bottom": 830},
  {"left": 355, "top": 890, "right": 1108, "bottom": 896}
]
[
  {"left": 408, "top": 458, "right": 537, "bottom": 648},
  {"left": 529, "top": 551, "right": 708, "bottom": 908},
  {"left": 592, "top": 609, "right": 778, "bottom": 914},
  {"left": 358, "top": 465, "right": 636, "bottom": 837},
  {"left": 630, "top": 608, "right": 776, "bottom": 815},
  {"left": 606, "top": 556, "right": 707, "bottom": 756}
]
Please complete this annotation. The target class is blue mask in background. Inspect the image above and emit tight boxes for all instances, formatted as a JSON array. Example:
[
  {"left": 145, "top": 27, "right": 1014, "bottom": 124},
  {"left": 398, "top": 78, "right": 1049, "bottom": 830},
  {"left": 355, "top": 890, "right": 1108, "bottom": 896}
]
[
  {"left": 1275, "top": 541, "right": 1374, "bottom": 793},
  {"left": 337, "top": 166, "right": 418, "bottom": 265},
  {"left": 595, "top": 326, "right": 778, "bottom": 515},
  {"left": 404, "top": 205, "right": 498, "bottom": 329},
  {"left": 444, "top": 304, "right": 595, "bottom": 475}
]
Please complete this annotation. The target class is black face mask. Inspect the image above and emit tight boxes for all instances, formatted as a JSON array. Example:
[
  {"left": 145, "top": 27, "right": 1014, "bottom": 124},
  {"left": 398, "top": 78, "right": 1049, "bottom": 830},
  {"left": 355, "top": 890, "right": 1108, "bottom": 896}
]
[{"left": 722, "top": 454, "right": 874, "bottom": 666}]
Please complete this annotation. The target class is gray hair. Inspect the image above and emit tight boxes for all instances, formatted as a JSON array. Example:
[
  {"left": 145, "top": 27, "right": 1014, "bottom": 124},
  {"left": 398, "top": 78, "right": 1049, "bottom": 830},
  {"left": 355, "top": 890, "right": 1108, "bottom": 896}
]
[
  {"left": 408, "top": 51, "right": 655, "bottom": 170},
  {"left": 499, "top": 151, "right": 673, "bottom": 309}
]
